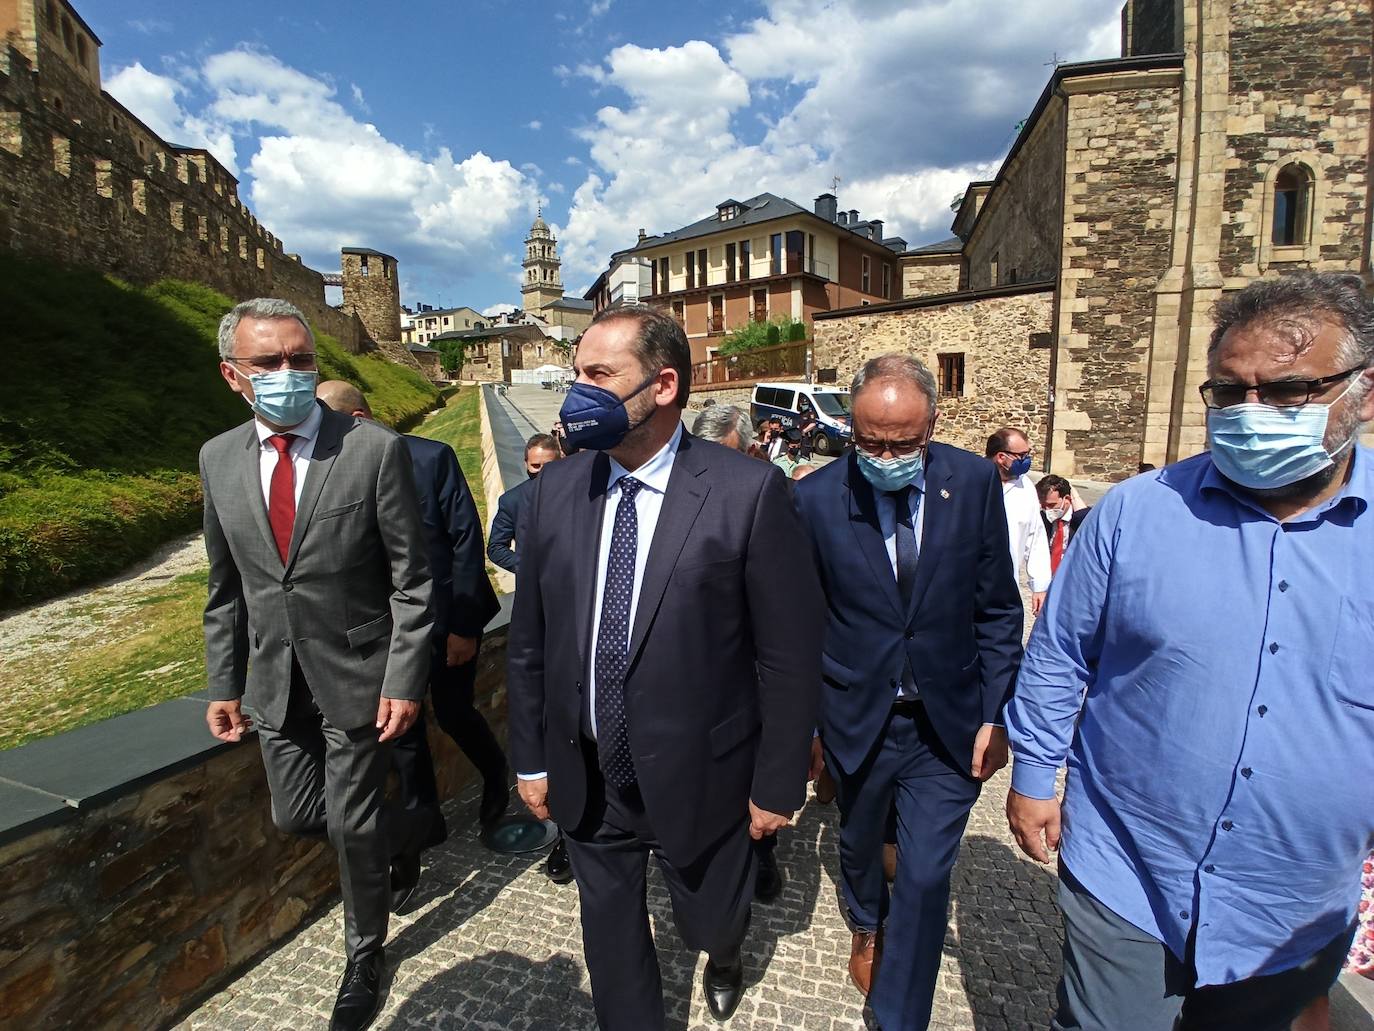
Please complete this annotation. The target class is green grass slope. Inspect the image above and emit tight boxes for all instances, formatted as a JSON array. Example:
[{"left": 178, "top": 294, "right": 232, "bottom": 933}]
[{"left": 0, "top": 252, "right": 438, "bottom": 608}]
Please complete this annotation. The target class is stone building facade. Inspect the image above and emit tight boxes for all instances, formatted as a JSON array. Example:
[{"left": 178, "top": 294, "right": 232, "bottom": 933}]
[
  {"left": 818, "top": 0, "right": 1372, "bottom": 481},
  {"left": 0, "top": 0, "right": 406, "bottom": 357}
]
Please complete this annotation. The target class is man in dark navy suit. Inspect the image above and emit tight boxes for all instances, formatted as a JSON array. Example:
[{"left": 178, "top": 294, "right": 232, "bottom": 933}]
[
  {"left": 318, "top": 382, "right": 505, "bottom": 908},
  {"left": 1036, "top": 474, "right": 1091, "bottom": 576},
  {"left": 794, "top": 354, "right": 1023, "bottom": 1031},
  {"left": 487, "top": 433, "right": 561, "bottom": 575},
  {"left": 508, "top": 306, "right": 823, "bottom": 1029}
]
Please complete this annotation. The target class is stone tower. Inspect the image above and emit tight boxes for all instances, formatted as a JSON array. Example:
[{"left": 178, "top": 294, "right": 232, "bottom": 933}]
[
  {"left": 340, "top": 246, "right": 401, "bottom": 344},
  {"left": 520, "top": 208, "right": 564, "bottom": 311}
]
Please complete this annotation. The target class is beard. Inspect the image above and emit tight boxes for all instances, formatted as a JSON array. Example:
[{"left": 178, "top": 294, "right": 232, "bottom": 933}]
[{"left": 615, "top": 384, "right": 663, "bottom": 450}]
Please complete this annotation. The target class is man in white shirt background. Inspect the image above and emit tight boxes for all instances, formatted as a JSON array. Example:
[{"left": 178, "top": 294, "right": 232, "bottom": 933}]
[{"left": 986, "top": 426, "right": 1052, "bottom": 615}]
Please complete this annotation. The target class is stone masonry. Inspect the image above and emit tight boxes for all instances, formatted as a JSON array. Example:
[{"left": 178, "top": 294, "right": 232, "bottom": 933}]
[{"left": 813, "top": 286, "right": 1055, "bottom": 456}]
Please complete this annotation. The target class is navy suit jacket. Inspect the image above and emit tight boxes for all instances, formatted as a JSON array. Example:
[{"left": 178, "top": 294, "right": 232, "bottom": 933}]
[
  {"left": 487, "top": 476, "right": 534, "bottom": 574},
  {"left": 404, "top": 435, "right": 500, "bottom": 640},
  {"left": 794, "top": 443, "right": 1023, "bottom": 774},
  {"left": 506, "top": 432, "right": 824, "bottom": 867}
]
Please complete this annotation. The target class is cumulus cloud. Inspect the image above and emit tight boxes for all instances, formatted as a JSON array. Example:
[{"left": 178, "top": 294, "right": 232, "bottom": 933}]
[
  {"left": 558, "top": 0, "right": 1121, "bottom": 280},
  {"left": 482, "top": 303, "right": 518, "bottom": 317},
  {"left": 112, "top": 49, "right": 537, "bottom": 300},
  {"left": 525, "top": 119, "right": 543, "bottom": 131}
]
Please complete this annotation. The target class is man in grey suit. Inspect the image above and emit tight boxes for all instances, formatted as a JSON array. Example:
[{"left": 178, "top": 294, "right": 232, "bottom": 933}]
[{"left": 201, "top": 298, "right": 434, "bottom": 1031}]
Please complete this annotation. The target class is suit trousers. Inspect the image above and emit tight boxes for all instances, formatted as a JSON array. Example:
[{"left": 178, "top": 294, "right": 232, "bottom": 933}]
[
  {"left": 391, "top": 639, "right": 507, "bottom": 846},
  {"left": 1052, "top": 863, "right": 1356, "bottom": 1031},
  {"left": 254, "top": 664, "right": 428, "bottom": 962},
  {"left": 563, "top": 740, "right": 756, "bottom": 1031},
  {"left": 827, "top": 701, "right": 981, "bottom": 1031}
]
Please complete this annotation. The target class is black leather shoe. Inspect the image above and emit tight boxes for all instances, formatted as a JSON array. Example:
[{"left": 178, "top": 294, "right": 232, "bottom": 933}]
[
  {"left": 703, "top": 956, "right": 745, "bottom": 1021},
  {"left": 545, "top": 835, "right": 574, "bottom": 884},
  {"left": 331, "top": 950, "right": 384, "bottom": 1031},
  {"left": 390, "top": 850, "right": 421, "bottom": 915},
  {"left": 755, "top": 848, "right": 783, "bottom": 903},
  {"left": 480, "top": 769, "right": 509, "bottom": 826}
]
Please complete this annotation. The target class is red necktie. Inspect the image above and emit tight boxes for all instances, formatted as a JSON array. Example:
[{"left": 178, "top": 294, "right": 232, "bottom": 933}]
[
  {"left": 267, "top": 434, "right": 297, "bottom": 563},
  {"left": 1050, "top": 520, "right": 1067, "bottom": 573}
]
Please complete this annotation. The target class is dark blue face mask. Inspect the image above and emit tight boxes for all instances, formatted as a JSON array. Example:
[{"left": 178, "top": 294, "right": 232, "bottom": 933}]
[
  {"left": 557, "top": 369, "right": 661, "bottom": 451},
  {"left": 1009, "top": 454, "right": 1033, "bottom": 478}
]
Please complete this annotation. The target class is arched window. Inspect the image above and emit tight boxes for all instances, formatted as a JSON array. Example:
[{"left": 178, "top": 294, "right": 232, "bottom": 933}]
[{"left": 1272, "top": 164, "right": 1314, "bottom": 247}]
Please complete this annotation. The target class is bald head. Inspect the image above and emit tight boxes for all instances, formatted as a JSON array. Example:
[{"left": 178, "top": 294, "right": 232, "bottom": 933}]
[{"left": 317, "top": 379, "right": 372, "bottom": 418}]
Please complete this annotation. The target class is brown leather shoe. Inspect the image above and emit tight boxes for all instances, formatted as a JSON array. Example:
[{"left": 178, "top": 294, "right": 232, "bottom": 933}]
[{"left": 849, "top": 930, "right": 878, "bottom": 995}]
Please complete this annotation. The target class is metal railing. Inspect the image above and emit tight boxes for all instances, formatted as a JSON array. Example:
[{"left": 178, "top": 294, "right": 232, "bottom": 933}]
[{"left": 691, "top": 339, "right": 808, "bottom": 386}]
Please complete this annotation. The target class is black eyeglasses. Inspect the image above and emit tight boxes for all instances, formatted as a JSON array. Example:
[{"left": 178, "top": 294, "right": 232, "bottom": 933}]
[
  {"left": 229, "top": 352, "right": 318, "bottom": 372},
  {"left": 853, "top": 435, "right": 930, "bottom": 459},
  {"left": 1198, "top": 366, "right": 1366, "bottom": 409},
  {"left": 1000, "top": 448, "right": 1033, "bottom": 461}
]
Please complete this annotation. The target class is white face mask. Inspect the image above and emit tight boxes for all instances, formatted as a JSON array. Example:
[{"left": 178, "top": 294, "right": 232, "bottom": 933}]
[{"left": 1043, "top": 505, "right": 1069, "bottom": 523}]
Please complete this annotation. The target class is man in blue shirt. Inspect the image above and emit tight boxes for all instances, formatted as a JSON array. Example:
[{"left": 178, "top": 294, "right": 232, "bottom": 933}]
[{"left": 1006, "top": 272, "right": 1374, "bottom": 1030}]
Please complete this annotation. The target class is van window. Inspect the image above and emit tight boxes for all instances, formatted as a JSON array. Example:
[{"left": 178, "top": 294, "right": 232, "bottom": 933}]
[
  {"left": 774, "top": 388, "right": 796, "bottom": 410},
  {"left": 754, "top": 387, "right": 777, "bottom": 407},
  {"left": 813, "top": 393, "right": 851, "bottom": 416}
]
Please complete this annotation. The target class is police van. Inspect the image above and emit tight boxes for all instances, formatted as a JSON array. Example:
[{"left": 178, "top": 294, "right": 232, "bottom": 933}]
[{"left": 749, "top": 382, "right": 852, "bottom": 455}]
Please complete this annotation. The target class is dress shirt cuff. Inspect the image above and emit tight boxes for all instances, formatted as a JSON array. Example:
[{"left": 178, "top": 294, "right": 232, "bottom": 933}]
[
  {"left": 1030, "top": 577, "right": 1052, "bottom": 593},
  {"left": 516, "top": 771, "right": 547, "bottom": 781},
  {"left": 984, "top": 721, "right": 1004, "bottom": 729},
  {"left": 1009, "top": 758, "right": 1059, "bottom": 800}
]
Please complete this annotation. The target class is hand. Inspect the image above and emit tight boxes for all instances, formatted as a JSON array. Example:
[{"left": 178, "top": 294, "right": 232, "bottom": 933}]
[
  {"left": 518, "top": 777, "right": 550, "bottom": 820},
  {"left": 970, "top": 724, "right": 1009, "bottom": 780},
  {"left": 1031, "top": 590, "right": 1047, "bottom": 616},
  {"left": 375, "top": 696, "right": 420, "bottom": 742},
  {"left": 207, "top": 699, "right": 251, "bottom": 742},
  {"left": 1006, "top": 789, "right": 1062, "bottom": 863},
  {"left": 808, "top": 736, "right": 825, "bottom": 782},
  {"left": 446, "top": 634, "right": 477, "bottom": 667},
  {"left": 748, "top": 800, "right": 792, "bottom": 840}
]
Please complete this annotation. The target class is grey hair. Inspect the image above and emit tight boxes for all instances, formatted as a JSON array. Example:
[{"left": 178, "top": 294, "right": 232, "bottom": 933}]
[
  {"left": 1209, "top": 271, "right": 1374, "bottom": 370},
  {"left": 217, "top": 297, "right": 315, "bottom": 360},
  {"left": 691, "top": 404, "right": 752, "bottom": 450},
  {"left": 850, "top": 354, "right": 938, "bottom": 410}
]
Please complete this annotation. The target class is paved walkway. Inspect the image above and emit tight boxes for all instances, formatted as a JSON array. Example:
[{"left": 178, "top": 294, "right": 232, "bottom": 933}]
[{"left": 178, "top": 766, "right": 1060, "bottom": 1031}]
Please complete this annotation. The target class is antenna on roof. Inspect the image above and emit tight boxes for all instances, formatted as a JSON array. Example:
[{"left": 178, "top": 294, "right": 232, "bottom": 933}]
[
  {"left": 831, "top": 175, "right": 842, "bottom": 193},
  {"left": 1044, "top": 52, "right": 1066, "bottom": 68}
]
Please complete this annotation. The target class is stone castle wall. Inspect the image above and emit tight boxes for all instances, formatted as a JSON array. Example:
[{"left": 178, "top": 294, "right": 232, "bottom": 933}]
[
  {"left": 901, "top": 255, "right": 962, "bottom": 299},
  {"left": 812, "top": 287, "right": 1054, "bottom": 456},
  {"left": 964, "top": 98, "right": 1067, "bottom": 291},
  {"left": 0, "top": 631, "right": 511, "bottom": 1030},
  {"left": 1051, "top": 73, "right": 1182, "bottom": 481},
  {"left": 0, "top": 39, "right": 369, "bottom": 351}
]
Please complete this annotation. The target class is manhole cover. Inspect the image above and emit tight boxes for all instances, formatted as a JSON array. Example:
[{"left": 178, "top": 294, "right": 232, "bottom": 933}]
[{"left": 480, "top": 816, "right": 559, "bottom": 854}]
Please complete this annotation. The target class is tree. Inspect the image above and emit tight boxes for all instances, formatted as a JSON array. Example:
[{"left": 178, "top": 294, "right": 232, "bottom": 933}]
[
  {"left": 435, "top": 337, "right": 466, "bottom": 375},
  {"left": 718, "top": 315, "right": 806, "bottom": 356}
]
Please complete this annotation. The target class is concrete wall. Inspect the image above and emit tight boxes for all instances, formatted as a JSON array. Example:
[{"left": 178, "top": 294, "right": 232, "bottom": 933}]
[
  {"left": 813, "top": 287, "right": 1055, "bottom": 457},
  {"left": 0, "top": 623, "right": 512, "bottom": 1030}
]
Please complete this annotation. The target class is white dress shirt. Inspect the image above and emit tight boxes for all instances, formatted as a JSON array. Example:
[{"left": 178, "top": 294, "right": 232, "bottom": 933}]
[
  {"left": 516, "top": 424, "right": 683, "bottom": 780},
  {"left": 872, "top": 471, "right": 926, "bottom": 699},
  {"left": 1002, "top": 472, "right": 1052, "bottom": 592},
  {"left": 252, "top": 400, "right": 323, "bottom": 508}
]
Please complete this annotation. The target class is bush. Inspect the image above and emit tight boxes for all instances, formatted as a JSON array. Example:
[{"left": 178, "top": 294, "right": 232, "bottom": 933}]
[
  {"left": 0, "top": 253, "right": 438, "bottom": 608},
  {"left": 718, "top": 315, "right": 807, "bottom": 356}
]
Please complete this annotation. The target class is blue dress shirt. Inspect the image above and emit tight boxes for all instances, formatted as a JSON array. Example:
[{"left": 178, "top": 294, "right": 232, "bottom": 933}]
[{"left": 1006, "top": 448, "right": 1374, "bottom": 985}]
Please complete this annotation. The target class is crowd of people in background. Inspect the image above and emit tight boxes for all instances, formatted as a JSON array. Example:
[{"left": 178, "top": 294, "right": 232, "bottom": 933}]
[{"left": 199, "top": 272, "right": 1374, "bottom": 1031}]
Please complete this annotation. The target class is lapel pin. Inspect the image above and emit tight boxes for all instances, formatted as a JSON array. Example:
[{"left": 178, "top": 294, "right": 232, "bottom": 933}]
[{"left": 940, "top": 488, "right": 950, "bottom": 499}]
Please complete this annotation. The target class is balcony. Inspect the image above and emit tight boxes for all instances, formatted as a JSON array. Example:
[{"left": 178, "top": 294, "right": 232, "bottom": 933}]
[{"left": 691, "top": 339, "right": 808, "bottom": 389}]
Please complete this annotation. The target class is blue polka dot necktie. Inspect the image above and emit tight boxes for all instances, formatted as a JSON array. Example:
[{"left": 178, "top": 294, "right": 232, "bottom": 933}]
[{"left": 595, "top": 475, "right": 643, "bottom": 788}]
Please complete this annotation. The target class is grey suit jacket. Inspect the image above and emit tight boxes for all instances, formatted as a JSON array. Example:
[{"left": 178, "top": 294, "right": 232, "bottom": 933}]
[{"left": 200, "top": 401, "right": 435, "bottom": 730}]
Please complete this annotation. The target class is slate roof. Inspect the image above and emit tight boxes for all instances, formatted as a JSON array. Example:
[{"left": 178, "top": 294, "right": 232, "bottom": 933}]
[
  {"left": 545, "top": 296, "right": 593, "bottom": 311},
  {"left": 341, "top": 246, "right": 395, "bottom": 259},
  {"left": 627, "top": 193, "right": 816, "bottom": 250},
  {"left": 906, "top": 237, "right": 964, "bottom": 256}
]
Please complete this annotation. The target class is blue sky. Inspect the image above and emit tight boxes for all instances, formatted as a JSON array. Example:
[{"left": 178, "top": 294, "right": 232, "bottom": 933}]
[{"left": 86, "top": 0, "right": 1123, "bottom": 313}]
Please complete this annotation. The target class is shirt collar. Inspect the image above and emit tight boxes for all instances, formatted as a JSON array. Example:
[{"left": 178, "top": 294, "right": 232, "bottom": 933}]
[
  {"left": 254, "top": 399, "right": 324, "bottom": 447},
  {"left": 608, "top": 422, "right": 683, "bottom": 495},
  {"left": 1198, "top": 443, "right": 1372, "bottom": 520}
]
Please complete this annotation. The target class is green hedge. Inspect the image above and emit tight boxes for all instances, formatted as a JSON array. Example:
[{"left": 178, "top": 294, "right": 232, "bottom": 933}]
[{"left": 0, "top": 253, "right": 438, "bottom": 608}]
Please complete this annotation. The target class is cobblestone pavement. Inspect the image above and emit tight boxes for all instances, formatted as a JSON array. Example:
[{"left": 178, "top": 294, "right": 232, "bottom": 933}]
[{"left": 179, "top": 763, "right": 1062, "bottom": 1031}]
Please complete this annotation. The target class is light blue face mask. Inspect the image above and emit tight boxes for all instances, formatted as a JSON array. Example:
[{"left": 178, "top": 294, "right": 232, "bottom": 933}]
[
  {"left": 1206, "top": 379, "right": 1360, "bottom": 491},
  {"left": 856, "top": 448, "right": 925, "bottom": 493},
  {"left": 238, "top": 368, "right": 319, "bottom": 427}
]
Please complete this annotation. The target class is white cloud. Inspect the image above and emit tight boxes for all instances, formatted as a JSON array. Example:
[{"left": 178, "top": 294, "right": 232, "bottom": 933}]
[
  {"left": 103, "top": 62, "right": 239, "bottom": 175},
  {"left": 482, "top": 303, "right": 518, "bottom": 317},
  {"left": 589, "top": 0, "right": 613, "bottom": 16},
  {"left": 105, "top": 48, "right": 537, "bottom": 299},
  {"left": 559, "top": 0, "right": 1122, "bottom": 281},
  {"left": 525, "top": 119, "right": 543, "bottom": 131},
  {"left": 350, "top": 83, "right": 370, "bottom": 114}
]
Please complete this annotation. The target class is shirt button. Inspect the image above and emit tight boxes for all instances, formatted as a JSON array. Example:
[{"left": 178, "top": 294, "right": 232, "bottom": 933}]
[
  {"left": 1222, "top": 819, "right": 1234, "bottom": 831},
  {"left": 1257, "top": 705, "right": 1268, "bottom": 716},
  {"left": 282, "top": 582, "right": 294, "bottom": 592},
  {"left": 1241, "top": 767, "right": 1252, "bottom": 779},
  {"left": 1278, "top": 580, "right": 1289, "bottom": 592},
  {"left": 1204, "top": 864, "right": 1215, "bottom": 873},
  {"left": 1179, "top": 910, "right": 1189, "bottom": 920},
  {"left": 280, "top": 638, "right": 290, "bottom": 647},
  {"left": 1268, "top": 642, "right": 1279, "bottom": 654}
]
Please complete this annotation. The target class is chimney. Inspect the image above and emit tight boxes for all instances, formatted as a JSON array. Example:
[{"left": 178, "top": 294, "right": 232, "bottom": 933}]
[
  {"left": 814, "top": 192, "right": 838, "bottom": 223},
  {"left": 869, "top": 219, "right": 884, "bottom": 243},
  {"left": 637, "top": 228, "right": 647, "bottom": 243},
  {"left": 848, "top": 209, "right": 860, "bottom": 225},
  {"left": 837, "top": 211, "right": 848, "bottom": 226}
]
